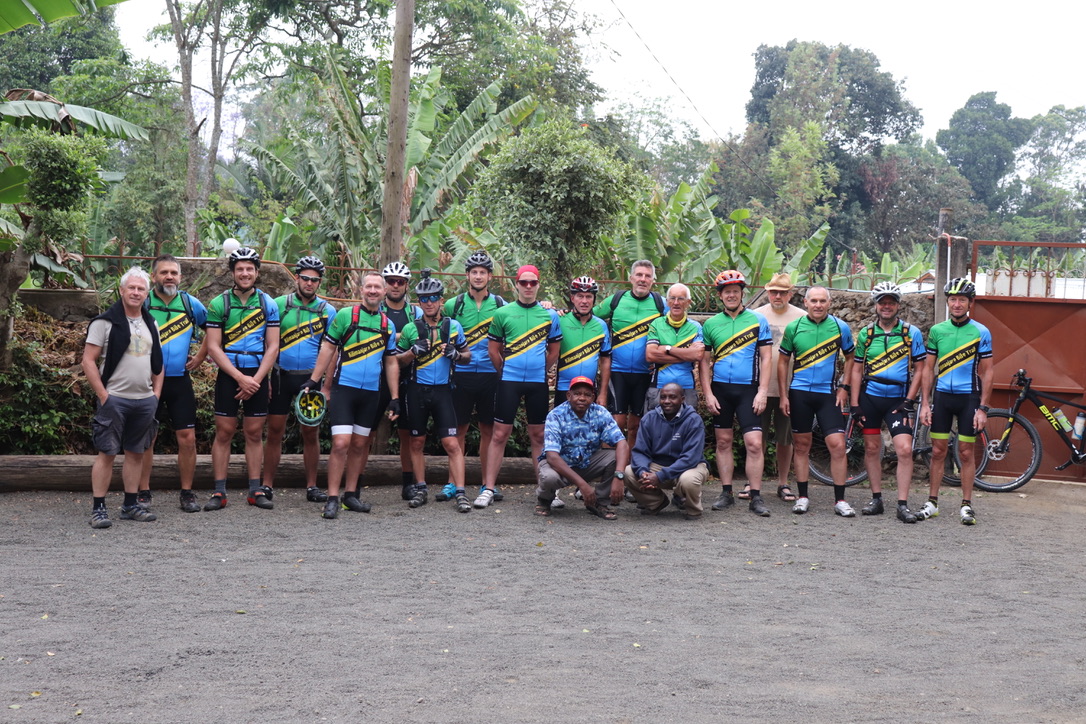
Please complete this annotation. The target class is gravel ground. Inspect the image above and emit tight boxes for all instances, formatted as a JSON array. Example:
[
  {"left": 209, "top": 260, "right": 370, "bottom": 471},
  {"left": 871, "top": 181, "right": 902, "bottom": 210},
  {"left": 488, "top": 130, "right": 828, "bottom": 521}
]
[{"left": 2, "top": 479, "right": 1085, "bottom": 723}]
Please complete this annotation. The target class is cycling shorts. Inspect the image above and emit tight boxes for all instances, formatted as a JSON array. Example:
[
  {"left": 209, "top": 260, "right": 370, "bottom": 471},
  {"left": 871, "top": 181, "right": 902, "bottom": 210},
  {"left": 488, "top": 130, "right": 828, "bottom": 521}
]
[
  {"left": 788, "top": 389, "right": 845, "bottom": 435},
  {"left": 608, "top": 371, "right": 651, "bottom": 417},
  {"left": 156, "top": 374, "right": 197, "bottom": 430},
  {"left": 328, "top": 384, "right": 381, "bottom": 437},
  {"left": 404, "top": 383, "right": 458, "bottom": 438},
  {"left": 931, "top": 392, "right": 980, "bottom": 442},
  {"left": 858, "top": 391, "right": 912, "bottom": 438},
  {"left": 214, "top": 367, "right": 270, "bottom": 418},
  {"left": 452, "top": 371, "right": 498, "bottom": 426},
  {"left": 268, "top": 370, "right": 314, "bottom": 417},
  {"left": 710, "top": 382, "right": 762, "bottom": 433},
  {"left": 494, "top": 380, "right": 549, "bottom": 425}
]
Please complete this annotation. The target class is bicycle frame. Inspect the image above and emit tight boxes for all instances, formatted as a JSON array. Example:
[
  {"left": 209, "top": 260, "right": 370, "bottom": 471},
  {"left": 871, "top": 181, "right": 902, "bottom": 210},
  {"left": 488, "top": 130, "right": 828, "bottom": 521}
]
[{"left": 1002, "top": 370, "right": 1086, "bottom": 470}]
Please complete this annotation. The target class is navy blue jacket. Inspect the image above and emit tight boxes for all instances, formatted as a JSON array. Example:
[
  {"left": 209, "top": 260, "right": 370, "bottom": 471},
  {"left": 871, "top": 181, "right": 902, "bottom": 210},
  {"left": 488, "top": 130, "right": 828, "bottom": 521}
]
[{"left": 631, "top": 403, "right": 706, "bottom": 481}]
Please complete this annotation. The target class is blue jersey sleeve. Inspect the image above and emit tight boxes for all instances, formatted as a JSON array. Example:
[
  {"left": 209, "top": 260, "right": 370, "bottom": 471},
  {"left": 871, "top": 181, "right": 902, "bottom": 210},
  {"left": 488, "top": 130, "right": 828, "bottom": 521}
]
[{"left": 548, "top": 310, "right": 562, "bottom": 342}]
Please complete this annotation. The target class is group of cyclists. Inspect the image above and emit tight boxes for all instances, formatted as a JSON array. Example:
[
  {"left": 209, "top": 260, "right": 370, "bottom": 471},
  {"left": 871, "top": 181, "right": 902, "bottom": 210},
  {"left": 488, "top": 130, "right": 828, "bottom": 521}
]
[{"left": 84, "top": 245, "right": 993, "bottom": 528}]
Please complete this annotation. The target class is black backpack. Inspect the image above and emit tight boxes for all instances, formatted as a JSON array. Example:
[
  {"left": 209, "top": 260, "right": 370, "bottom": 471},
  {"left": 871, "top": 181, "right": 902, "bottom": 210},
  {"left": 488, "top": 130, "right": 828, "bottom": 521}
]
[{"left": 607, "top": 289, "right": 665, "bottom": 318}]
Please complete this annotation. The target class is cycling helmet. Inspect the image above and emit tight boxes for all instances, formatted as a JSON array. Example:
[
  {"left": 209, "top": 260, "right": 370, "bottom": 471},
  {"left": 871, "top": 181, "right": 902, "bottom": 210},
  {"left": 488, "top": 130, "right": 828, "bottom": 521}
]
[
  {"left": 569, "top": 276, "right": 599, "bottom": 295},
  {"left": 464, "top": 251, "right": 494, "bottom": 272},
  {"left": 382, "top": 261, "right": 411, "bottom": 280},
  {"left": 944, "top": 277, "right": 976, "bottom": 298},
  {"left": 295, "top": 255, "right": 325, "bottom": 276},
  {"left": 870, "top": 281, "right": 902, "bottom": 302},
  {"left": 714, "top": 269, "right": 746, "bottom": 290},
  {"left": 414, "top": 268, "right": 445, "bottom": 297},
  {"left": 228, "top": 246, "right": 261, "bottom": 270},
  {"left": 293, "top": 389, "right": 327, "bottom": 426}
]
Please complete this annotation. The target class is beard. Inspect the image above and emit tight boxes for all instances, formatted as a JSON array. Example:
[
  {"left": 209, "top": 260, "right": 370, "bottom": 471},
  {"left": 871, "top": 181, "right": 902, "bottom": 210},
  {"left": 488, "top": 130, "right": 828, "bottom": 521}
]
[{"left": 156, "top": 283, "right": 178, "bottom": 297}]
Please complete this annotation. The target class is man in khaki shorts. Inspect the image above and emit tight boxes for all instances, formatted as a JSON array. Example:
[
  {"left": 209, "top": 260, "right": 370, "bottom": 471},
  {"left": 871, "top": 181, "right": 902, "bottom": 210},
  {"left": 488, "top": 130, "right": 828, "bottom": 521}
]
[{"left": 750, "top": 272, "right": 805, "bottom": 503}]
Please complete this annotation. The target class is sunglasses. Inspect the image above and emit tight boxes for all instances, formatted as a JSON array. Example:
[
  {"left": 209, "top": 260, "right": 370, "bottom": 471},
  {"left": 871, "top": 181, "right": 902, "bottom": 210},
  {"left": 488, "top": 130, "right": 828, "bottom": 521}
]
[
  {"left": 298, "top": 275, "right": 321, "bottom": 283},
  {"left": 418, "top": 294, "right": 441, "bottom": 304},
  {"left": 385, "top": 278, "right": 407, "bottom": 286},
  {"left": 517, "top": 279, "right": 539, "bottom": 288}
]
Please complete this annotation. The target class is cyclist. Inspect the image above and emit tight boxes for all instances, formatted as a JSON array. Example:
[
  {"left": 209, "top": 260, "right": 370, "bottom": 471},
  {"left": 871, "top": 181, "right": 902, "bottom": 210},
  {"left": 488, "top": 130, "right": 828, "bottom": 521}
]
[
  {"left": 593, "top": 259, "right": 664, "bottom": 448},
  {"left": 555, "top": 276, "right": 611, "bottom": 408},
  {"left": 778, "top": 286, "right": 856, "bottom": 517},
  {"left": 918, "top": 277, "right": 994, "bottom": 526},
  {"left": 439, "top": 251, "right": 507, "bottom": 504},
  {"left": 261, "top": 256, "right": 335, "bottom": 507},
  {"left": 139, "top": 254, "right": 208, "bottom": 514},
  {"left": 377, "top": 261, "right": 425, "bottom": 502},
  {"left": 698, "top": 270, "right": 774, "bottom": 516},
  {"left": 204, "top": 247, "right": 280, "bottom": 512},
  {"left": 305, "top": 271, "right": 399, "bottom": 519},
  {"left": 393, "top": 270, "right": 472, "bottom": 512},
  {"left": 848, "top": 282, "right": 927, "bottom": 524},
  {"left": 645, "top": 283, "right": 704, "bottom": 410},
  {"left": 475, "top": 264, "right": 562, "bottom": 508}
]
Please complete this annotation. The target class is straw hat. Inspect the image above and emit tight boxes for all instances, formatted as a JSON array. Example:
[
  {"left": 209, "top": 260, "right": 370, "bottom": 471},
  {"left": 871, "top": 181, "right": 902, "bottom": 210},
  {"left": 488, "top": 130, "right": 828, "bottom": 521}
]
[{"left": 764, "top": 272, "right": 795, "bottom": 291}]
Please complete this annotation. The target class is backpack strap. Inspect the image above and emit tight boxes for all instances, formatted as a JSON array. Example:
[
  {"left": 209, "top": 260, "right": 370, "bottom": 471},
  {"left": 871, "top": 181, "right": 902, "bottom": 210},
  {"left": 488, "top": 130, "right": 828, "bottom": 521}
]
[{"left": 608, "top": 290, "right": 626, "bottom": 318}]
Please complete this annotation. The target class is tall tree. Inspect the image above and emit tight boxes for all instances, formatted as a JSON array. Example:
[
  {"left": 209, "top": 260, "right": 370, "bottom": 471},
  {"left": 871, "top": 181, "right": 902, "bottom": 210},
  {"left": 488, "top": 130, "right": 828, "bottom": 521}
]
[{"left": 0, "top": 8, "right": 122, "bottom": 94}]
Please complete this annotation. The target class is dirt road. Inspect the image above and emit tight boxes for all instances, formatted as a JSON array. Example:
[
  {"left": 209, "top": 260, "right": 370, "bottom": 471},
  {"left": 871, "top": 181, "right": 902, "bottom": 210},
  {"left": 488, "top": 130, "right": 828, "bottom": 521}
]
[{"left": 2, "top": 479, "right": 1084, "bottom": 723}]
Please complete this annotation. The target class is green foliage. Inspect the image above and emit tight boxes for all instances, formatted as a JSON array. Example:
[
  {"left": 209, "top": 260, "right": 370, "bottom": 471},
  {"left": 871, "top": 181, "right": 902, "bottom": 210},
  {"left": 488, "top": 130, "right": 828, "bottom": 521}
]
[
  {"left": 0, "top": 341, "right": 93, "bottom": 454},
  {"left": 0, "top": 7, "right": 122, "bottom": 93}
]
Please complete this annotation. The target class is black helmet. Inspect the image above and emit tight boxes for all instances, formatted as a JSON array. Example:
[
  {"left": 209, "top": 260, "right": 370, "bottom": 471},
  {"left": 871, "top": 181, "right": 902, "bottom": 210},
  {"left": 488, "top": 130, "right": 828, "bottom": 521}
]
[
  {"left": 295, "top": 255, "right": 325, "bottom": 276},
  {"left": 944, "top": 277, "right": 976, "bottom": 299},
  {"left": 464, "top": 251, "right": 494, "bottom": 272},
  {"left": 414, "top": 268, "right": 444, "bottom": 297},
  {"left": 229, "top": 246, "right": 261, "bottom": 270}
]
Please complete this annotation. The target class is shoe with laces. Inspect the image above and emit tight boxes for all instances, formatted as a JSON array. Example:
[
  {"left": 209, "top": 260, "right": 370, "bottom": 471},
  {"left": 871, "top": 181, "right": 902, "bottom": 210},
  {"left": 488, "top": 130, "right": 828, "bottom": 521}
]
[
  {"left": 492, "top": 486, "right": 504, "bottom": 502},
  {"left": 409, "top": 486, "right": 428, "bottom": 508},
  {"left": 917, "top": 500, "right": 939, "bottom": 520},
  {"left": 401, "top": 482, "right": 416, "bottom": 501},
  {"left": 749, "top": 497, "right": 771, "bottom": 517},
  {"left": 341, "top": 495, "right": 372, "bottom": 513},
  {"left": 436, "top": 483, "right": 457, "bottom": 502},
  {"left": 120, "top": 504, "right": 157, "bottom": 522},
  {"left": 137, "top": 490, "right": 152, "bottom": 509},
  {"left": 834, "top": 500, "right": 857, "bottom": 518},
  {"left": 456, "top": 492, "right": 472, "bottom": 513},
  {"left": 90, "top": 508, "right": 112, "bottom": 529},
  {"left": 179, "top": 491, "right": 201, "bottom": 513},
  {"left": 861, "top": 498, "right": 884, "bottom": 515},
  {"left": 322, "top": 499, "right": 338, "bottom": 519},
  {"left": 474, "top": 488, "right": 495, "bottom": 508},
  {"left": 896, "top": 504, "right": 918, "bottom": 524},
  {"left": 203, "top": 493, "right": 227, "bottom": 511},
  {"left": 306, "top": 487, "right": 328, "bottom": 503},
  {"left": 550, "top": 493, "right": 566, "bottom": 510},
  {"left": 792, "top": 497, "right": 810, "bottom": 514},
  {"left": 247, "top": 486, "right": 274, "bottom": 510},
  {"left": 960, "top": 505, "right": 977, "bottom": 526},
  {"left": 711, "top": 489, "right": 735, "bottom": 511}
]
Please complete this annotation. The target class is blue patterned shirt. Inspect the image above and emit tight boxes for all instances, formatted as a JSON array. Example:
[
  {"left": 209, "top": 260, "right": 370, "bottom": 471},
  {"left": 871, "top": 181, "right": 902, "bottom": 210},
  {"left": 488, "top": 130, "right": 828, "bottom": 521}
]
[{"left": 543, "top": 402, "right": 625, "bottom": 469}]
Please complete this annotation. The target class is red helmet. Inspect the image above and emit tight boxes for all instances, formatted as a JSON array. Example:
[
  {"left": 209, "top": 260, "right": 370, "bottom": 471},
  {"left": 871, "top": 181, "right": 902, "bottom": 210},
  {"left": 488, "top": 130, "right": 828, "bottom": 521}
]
[
  {"left": 569, "top": 275, "right": 599, "bottom": 295},
  {"left": 714, "top": 269, "right": 746, "bottom": 290}
]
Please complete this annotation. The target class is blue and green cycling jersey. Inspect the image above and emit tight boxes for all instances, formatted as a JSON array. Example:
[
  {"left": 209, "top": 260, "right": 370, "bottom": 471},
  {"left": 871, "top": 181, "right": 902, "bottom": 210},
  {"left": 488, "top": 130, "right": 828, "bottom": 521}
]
[
  {"left": 556, "top": 313, "right": 611, "bottom": 391},
  {"left": 324, "top": 305, "right": 398, "bottom": 391},
  {"left": 488, "top": 301, "right": 562, "bottom": 383},
  {"left": 780, "top": 314, "right": 855, "bottom": 394},
  {"left": 594, "top": 291, "right": 663, "bottom": 374},
  {"left": 443, "top": 292, "right": 506, "bottom": 374},
  {"left": 646, "top": 315, "right": 703, "bottom": 389},
  {"left": 275, "top": 293, "right": 335, "bottom": 372},
  {"left": 926, "top": 318, "right": 993, "bottom": 395},
  {"left": 701, "top": 308, "right": 772, "bottom": 386},
  {"left": 145, "top": 291, "right": 206, "bottom": 377},
  {"left": 205, "top": 288, "right": 280, "bottom": 368},
  {"left": 855, "top": 321, "right": 926, "bottom": 398},
  {"left": 396, "top": 317, "right": 467, "bottom": 386}
]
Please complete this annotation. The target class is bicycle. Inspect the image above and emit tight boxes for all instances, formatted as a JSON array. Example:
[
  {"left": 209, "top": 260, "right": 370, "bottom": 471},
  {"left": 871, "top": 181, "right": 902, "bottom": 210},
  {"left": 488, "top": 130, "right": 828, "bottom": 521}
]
[{"left": 970, "top": 368, "right": 1086, "bottom": 492}]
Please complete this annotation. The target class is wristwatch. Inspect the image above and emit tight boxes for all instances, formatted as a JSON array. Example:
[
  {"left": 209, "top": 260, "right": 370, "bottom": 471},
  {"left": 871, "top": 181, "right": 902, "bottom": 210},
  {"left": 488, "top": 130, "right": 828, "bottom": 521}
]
[
  {"left": 978, "top": 404, "right": 990, "bottom": 413},
  {"left": 613, "top": 471, "right": 625, "bottom": 480},
  {"left": 664, "top": 346, "right": 672, "bottom": 356}
]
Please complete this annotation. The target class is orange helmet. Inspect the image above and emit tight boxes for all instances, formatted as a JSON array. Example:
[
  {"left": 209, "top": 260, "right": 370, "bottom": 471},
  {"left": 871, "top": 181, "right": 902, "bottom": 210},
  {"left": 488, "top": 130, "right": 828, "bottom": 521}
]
[{"left": 714, "top": 270, "right": 746, "bottom": 290}]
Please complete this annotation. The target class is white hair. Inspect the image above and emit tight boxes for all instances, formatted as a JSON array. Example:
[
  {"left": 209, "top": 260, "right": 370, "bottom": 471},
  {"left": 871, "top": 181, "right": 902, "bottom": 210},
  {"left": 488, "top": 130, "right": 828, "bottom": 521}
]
[
  {"left": 667, "top": 283, "right": 690, "bottom": 299},
  {"left": 630, "top": 259, "right": 656, "bottom": 279},
  {"left": 119, "top": 266, "right": 150, "bottom": 289}
]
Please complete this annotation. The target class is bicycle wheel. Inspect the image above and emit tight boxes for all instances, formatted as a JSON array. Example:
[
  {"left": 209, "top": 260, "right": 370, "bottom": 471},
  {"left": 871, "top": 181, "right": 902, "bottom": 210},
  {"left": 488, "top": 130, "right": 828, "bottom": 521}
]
[
  {"left": 809, "top": 420, "right": 868, "bottom": 486},
  {"left": 914, "top": 422, "right": 967, "bottom": 486},
  {"left": 970, "top": 409, "right": 1042, "bottom": 492}
]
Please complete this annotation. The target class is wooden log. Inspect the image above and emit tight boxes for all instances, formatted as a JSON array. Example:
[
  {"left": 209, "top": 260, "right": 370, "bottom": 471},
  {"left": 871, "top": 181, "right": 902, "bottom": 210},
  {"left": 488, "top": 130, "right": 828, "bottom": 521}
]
[{"left": 0, "top": 455, "right": 539, "bottom": 492}]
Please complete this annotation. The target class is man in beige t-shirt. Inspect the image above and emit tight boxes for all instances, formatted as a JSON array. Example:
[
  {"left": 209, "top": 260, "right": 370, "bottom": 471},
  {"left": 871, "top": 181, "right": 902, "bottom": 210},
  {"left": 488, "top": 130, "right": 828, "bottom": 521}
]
[{"left": 751, "top": 272, "right": 805, "bottom": 502}]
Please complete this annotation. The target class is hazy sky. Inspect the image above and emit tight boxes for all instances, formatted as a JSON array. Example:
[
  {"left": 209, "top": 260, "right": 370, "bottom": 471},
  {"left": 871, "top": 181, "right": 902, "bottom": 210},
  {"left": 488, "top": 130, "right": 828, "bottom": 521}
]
[{"left": 115, "top": 0, "right": 1084, "bottom": 143}]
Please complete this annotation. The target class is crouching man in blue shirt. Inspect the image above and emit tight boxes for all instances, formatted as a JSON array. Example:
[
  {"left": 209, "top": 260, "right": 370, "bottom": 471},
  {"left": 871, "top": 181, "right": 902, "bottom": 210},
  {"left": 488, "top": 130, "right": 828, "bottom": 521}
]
[{"left": 625, "top": 381, "right": 709, "bottom": 520}]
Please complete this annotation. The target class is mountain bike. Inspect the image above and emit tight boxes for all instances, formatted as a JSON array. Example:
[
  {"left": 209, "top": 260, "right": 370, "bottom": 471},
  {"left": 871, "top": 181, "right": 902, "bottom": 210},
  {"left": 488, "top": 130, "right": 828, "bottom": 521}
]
[{"left": 970, "top": 368, "right": 1086, "bottom": 492}]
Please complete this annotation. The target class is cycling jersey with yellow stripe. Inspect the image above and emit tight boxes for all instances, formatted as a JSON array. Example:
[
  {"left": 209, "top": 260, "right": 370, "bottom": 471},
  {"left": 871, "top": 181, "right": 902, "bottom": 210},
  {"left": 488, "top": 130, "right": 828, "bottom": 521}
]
[
  {"left": 780, "top": 314, "right": 854, "bottom": 394},
  {"left": 487, "top": 301, "right": 562, "bottom": 383}
]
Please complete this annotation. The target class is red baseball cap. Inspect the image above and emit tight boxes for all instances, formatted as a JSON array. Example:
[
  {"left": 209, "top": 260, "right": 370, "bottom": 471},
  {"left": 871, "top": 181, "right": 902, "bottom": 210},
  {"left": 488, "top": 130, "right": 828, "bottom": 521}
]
[
  {"left": 516, "top": 265, "right": 540, "bottom": 281},
  {"left": 569, "top": 375, "right": 596, "bottom": 391}
]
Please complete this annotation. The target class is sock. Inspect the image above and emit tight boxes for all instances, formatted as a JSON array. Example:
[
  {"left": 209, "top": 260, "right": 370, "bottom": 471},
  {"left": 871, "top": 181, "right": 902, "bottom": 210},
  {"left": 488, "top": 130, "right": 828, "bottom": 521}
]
[
  {"left": 402, "top": 471, "right": 413, "bottom": 487},
  {"left": 722, "top": 485, "right": 733, "bottom": 493},
  {"left": 344, "top": 490, "right": 358, "bottom": 500},
  {"left": 248, "top": 478, "right": 261, "bottom": 493},
  {"left": 123, "top": 492, "right": 138, "bottom": 508},
  {"left": 93, "top": 496, "right": 107, "bottom": 510},
  {"left": 214, "top": 479, "right": 227, "bottom": 495},
  {"left": 871, "top": 491, "right": 882, "bottom": 500},
  {"left": 327, "top": 495, "right": 339, "bottom": 504},
  {"left": 962, "top": 499, "right": 971, "bottom": 506},
  {"left": 455, "top": 488, "right": 465, "bottom": 494},
  {"left": 833, "top": 484, "right": 845, "bottom": 501},
  {"left": 929, "top": 495, "right": 939, "bottom": 505},
  {"left": 749, "top": 489, "right": 762, "bottom": 500},
  {"left": 416, "top": 482, "right": 427, "bottom": 489},
  {"left": 897, "top": 499, "right": 908, "bottom": 507},
  {"left": 797, "top": 481, "right": 809, "bottom": 498},
  {"left": 139, "top": 489, "right": 152, "bottom": 499}
]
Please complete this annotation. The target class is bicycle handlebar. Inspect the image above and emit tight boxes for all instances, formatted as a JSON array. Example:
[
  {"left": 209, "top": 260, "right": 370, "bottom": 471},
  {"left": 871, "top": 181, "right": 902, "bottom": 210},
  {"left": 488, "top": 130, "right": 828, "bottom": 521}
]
[{"left": 1013, "top": 369, "right": 1030, "bottom": 388}]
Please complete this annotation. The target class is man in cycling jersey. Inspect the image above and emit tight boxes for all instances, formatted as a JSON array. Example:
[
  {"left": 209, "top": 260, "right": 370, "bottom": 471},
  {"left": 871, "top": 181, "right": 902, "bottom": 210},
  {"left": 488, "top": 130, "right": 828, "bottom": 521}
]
[
  {"left": 778, "top": 286, "right": 856, "bottom": 517},
  {"left": 261, "top": 256, "right": 335, "bottom": 508},
  {"left": 699, "top": 270, "right": 774, "bottom": 516},
  {"left": 555, "top": 276, "right": 611, "bottom": 408},
  {"left": 645, "top": 283, "right": 703, "bottom": 410},
  {"left": 594, "top": 260, "right": 663, "bottom": 448},
  {"left": 849, "top": 282, "right": 927, "bottom": 523},
  {"left": 475, "top": 265, "right": 562, "bottom": 508},
  {"left": 393, "top": 270, "right": 472, "bottom": 512},
  {"left": 919, "top": 277, "right": 993, "bottom": 526},
  {"left": 204, "top": 247, "right": 280, "bottom": 512},
  {"left": 139, "top": 255, "right": 208, "bottom": 514},
  {"left": 305, "top": 272, "right": 400, "bottom": 519}
]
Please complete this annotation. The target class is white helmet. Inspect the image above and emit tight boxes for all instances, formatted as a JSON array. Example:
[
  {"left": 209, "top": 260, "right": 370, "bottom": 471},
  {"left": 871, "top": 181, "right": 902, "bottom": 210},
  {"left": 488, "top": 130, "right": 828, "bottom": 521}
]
[
  {"left": 381, "top": 261, "right": 411, "bottom": 280},
  {"left": 871, "top": 281, "right": 902, "bottom": 303}
]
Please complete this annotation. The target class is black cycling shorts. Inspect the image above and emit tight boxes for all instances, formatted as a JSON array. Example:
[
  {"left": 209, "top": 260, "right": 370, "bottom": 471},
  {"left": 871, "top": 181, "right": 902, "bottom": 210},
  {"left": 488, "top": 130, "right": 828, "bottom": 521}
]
[
  {"left": 269, "top": 370, "right": 315, "bottom": 417},
  {"left": 494, "top": 380, "right": 549, "bottom": 425},
  {"left": 214, "top": 367, "right": 270, "bottom": 417},
  {"left": 375, "top": 377, "right": 410, "bottom": 431},
  {"left": 156, "top": 374, "right": 197, "bottom": 430},
  {"left": 931, "top": 392, "right": 980, "bottom": 441},
  {"left": 328, "top": 383, "right": 381, "bottom": 436},
  {"left": 452, "top": 371, "right": 498, "bottom": 426},
  {"left": 404, "top": 383, "right": 458, "bottom": 438},
  {"left": 609, "top": 371, "right": 651, "bottom": 417},
  {"left": 788, "top": 389, "right": 846, "bottom": 435},
  {"left": 858, "top": 391, "right": 912, "bottom": 437},
  {"left": 710, "top": 381, "right": 762, "bottom": 433}
]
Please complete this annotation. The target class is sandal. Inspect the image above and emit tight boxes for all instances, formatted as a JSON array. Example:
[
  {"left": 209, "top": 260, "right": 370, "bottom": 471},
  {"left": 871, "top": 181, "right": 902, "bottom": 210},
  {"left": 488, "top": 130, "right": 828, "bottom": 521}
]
[
  {"left": 534, "top": 499, "right": 552, "bottom": 517},
  {"left": 736, "top": 484, "right": 752, "bottom": 500},
  {"left": 777, "top": 485, "right": 797, "bottom": 502},
  {"left": 585, "top": 504, "right": 618, "bottom": 521}
]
